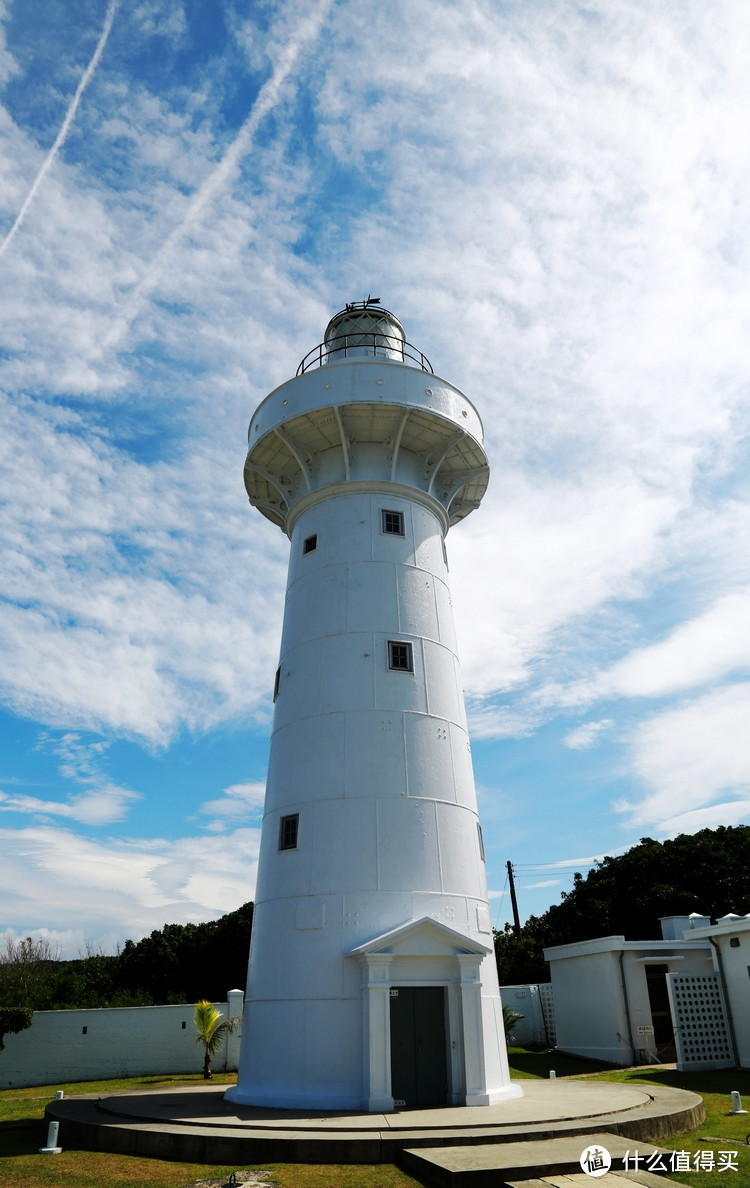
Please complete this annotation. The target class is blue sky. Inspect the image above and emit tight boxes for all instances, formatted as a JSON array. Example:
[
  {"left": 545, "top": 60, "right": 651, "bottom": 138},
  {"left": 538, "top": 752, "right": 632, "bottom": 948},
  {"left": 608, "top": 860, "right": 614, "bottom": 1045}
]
[{"left": 1, "top": 0, "right": 749, "bottom": 958}]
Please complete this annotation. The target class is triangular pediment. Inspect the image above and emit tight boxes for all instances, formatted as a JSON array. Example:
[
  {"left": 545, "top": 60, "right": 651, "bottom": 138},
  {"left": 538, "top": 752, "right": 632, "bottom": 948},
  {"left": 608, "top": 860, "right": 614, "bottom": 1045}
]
[{"left": 347, "top": 915, "right": 490, "bottom": 958}]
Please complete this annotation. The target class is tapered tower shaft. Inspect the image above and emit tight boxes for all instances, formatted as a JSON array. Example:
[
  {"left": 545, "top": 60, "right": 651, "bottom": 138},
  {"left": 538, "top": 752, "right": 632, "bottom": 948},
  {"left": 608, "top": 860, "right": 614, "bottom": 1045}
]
[{"left": 227, "top": 303, "right": 521, "bottom": 1111}]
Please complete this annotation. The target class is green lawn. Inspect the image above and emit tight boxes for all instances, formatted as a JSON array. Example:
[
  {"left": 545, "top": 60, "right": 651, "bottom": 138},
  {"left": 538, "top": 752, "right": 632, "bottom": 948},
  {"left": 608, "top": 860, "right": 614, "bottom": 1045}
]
[
  {"left": 2, "top": 1056, "right": 750, "bottom": 1187},
  {"left": 507, "top": 1047, "right": 750, "bottom": 1187}
]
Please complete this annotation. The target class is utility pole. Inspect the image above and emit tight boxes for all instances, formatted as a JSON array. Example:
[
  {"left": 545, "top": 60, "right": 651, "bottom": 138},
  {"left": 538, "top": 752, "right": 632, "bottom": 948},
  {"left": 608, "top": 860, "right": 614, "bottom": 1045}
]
[{"left": 507, "top": 860, "right": 521, "bottom": 939}]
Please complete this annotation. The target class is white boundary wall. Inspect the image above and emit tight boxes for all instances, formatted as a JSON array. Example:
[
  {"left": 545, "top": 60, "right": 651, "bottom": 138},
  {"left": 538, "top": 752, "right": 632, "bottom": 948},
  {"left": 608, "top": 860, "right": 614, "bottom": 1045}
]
[
  {"left": 499, "top": 984, "right": 553, "bottom": 1047},
  {"left": 0, "top": 990, "right": 244, "bottom": 1089}
]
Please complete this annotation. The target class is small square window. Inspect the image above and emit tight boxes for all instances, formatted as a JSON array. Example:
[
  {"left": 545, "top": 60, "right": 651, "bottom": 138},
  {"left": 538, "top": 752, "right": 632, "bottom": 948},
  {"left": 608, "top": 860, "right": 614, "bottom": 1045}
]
[
  {"left": 381, "top": 509, "right": 404, "bottom": 536},
  {"left": 477, "top": 823, "right": 486, "bottom": 862},
  {"left": 388, "top": 640, "right": 413, "bottom": 672},
  {"left": 273, "top": 666, "right": 281, "bottom": 701},
  {"left": 303, "top": 534, "right": 317, "bottom": 554},
  {"left": 279, "top": 813, "right": 299, "bottom": 850}
]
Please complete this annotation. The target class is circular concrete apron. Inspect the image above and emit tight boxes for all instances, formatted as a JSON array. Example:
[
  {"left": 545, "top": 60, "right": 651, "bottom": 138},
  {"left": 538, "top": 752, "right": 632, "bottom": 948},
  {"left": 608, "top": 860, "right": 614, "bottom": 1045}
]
[{"left": 46, "top": 1079, "right": 705, "bottom": 1163}]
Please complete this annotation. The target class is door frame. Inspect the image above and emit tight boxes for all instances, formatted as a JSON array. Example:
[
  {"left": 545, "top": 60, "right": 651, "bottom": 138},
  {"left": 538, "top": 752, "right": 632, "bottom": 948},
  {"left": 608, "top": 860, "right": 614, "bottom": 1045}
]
[
  {"left": 389, "top": 985, "right": 448, "bottom": 1107},
  {"left": 349, "top": 917, "right": 492, "bottom": 1111}
]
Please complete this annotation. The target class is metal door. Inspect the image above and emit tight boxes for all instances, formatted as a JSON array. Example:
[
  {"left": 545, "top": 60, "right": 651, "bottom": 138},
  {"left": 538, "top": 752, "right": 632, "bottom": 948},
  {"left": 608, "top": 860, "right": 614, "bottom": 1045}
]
[{"left": 390, "top": 986, "right": 447, "bottom": 1107}]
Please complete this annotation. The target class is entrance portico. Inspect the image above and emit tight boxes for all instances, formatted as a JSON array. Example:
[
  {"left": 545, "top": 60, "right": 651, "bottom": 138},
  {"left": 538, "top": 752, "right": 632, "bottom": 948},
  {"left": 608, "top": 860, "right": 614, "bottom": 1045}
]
[{"left": 350, "top": 917, "right": 523, "bottom": 1111}]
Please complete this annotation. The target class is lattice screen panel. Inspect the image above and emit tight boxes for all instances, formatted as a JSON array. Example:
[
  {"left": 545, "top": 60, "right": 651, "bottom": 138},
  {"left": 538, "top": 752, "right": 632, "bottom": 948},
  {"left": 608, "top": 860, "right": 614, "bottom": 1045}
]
[
  {"left": 667, "top": 972, "right": 733, "bottom": 1070},
  {"left": 538, "top": 982, "right": 556, "bottom": 1047}
]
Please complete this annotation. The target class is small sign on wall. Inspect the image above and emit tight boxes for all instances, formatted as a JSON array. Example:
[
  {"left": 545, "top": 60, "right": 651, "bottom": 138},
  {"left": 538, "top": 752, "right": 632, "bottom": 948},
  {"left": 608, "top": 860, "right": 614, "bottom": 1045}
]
[
  {"left": 637, "top": 1025, "right": 654, "bottom": 1035},
  {"left": 390, "top": 989, "right": 398, "bottom": 997}
]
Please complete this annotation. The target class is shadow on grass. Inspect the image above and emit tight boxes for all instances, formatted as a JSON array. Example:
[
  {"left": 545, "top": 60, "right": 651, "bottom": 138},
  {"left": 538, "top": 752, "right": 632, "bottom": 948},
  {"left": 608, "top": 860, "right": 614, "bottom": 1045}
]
[
  {"left": 507, "top": 1047, "right": 620, "bottom": 1079},
  {"left": 0, "top": 1118, "right": 46, "bottom": 1157},
  {"left": 607, "top": 1067, "right": 750, "bottom": 1094}
]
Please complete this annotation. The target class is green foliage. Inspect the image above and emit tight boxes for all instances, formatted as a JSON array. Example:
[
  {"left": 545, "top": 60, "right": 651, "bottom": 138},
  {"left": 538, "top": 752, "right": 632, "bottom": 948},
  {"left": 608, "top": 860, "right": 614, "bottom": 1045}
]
[
  {"left": 0, "top": 935, "right": 62, "bottom": 1010},
  {"left": 0, "top": 1006, "right": 33, "bottom": 1051},
  {"left": 495, "top": 826, "right": 750, "bottom": 986},
  {"left": 495, "top": 916, "right": 551, "bottom": 985},
  {"left": 193, "top": 999, "right": 240, "bottom": 1079},
  {"left": 0, "top": 902, "right": 254, "bottom": 1011},
  {"left": 501, "top": 1004, "right": 524, "bottom": 1037},
  {"left": 116, "top": 900, "right": 254, "bottom": 1004}
]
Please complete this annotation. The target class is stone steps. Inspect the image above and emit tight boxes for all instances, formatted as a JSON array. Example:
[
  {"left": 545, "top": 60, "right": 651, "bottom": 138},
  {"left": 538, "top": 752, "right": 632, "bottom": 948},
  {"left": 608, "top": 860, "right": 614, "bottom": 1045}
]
[{"left": 400, "top": 1133, "right": 673, "bottom": 1187}]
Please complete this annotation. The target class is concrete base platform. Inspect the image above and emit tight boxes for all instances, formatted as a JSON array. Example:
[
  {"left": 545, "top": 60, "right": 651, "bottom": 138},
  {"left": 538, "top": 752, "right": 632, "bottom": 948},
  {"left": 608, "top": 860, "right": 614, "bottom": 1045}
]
[{"left": 44, "top": 1079, "right": 704, "bottom": 1166}]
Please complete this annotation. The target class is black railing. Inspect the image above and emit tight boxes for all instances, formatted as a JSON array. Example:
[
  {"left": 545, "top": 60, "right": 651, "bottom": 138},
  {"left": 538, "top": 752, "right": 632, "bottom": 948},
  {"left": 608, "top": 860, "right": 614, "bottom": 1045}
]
[{"left": 297, "top": 333, "right": 433, "bottom": 376}]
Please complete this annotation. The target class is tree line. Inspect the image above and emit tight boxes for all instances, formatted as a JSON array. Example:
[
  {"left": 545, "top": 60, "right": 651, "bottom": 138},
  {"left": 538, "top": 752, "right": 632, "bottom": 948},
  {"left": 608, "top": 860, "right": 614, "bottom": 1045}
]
[
  {"left": 3, "top": 825, "right": 749, "bottom": 1016},
  {"left": 0, "top": 901, "right": 254, "bottom": 1012},
  {"left": 495, "top": 826, "right": 750, "bottom": 984}
]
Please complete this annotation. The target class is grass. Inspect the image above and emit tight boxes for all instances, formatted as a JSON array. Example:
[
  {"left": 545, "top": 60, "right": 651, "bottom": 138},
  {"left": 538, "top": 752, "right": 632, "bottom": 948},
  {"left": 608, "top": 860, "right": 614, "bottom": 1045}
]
[
  {"left": 0, "top": 1073, "right": 419, "bottom": 1188},
  {"left": 508, "top": 1047, "right": 750, "bottom": 1187},
  {"left": 2, "top": 1057, "right": 750, "bottom": 1187}
]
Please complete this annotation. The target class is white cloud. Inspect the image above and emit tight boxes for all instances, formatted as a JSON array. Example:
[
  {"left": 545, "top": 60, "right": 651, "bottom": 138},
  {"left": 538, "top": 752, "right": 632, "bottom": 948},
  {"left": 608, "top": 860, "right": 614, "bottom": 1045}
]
[
  {"left": 132, "top": 2, "right": 187, "bottom": 41},
  {"left": 0, "top": 1, "right": 119, "bottom": 260},
  {"left": 200, "top": 779, "right": 266, "bottom": 830},
  {"left": 0, "top": 390, "right": 287, "bottom": 743},
  {"left": 652, "top": 799, "right": 750, "bottom": 838},
  {"left": 0, "top": 731, "right": 140, "bottom": 825},
  {"left": 527, "top": 852, "right": 619, "bottom": 869},
  {"left": 1, "top": 0, "right": 750, "bottom": 944},
  {"left": 0, "top": 823, "right": 260, "bottom": 955},
  {"left": 564, "top": 720, "right": 613, "bottom": 750},
  {"left": 467, "top": 701, "right": 540, "bottom": 741},
  {"left": 0, "top": 0, "right": 17, "bottom": 87},
  {"left": 452, "top": 474, "right": 678, "bottom": 697},
  {"left": 594, "top": 590, "right": 750, "bottom": 700},
  {"left": 619, "top": 682, "right": 750, "bottom": 827},
  {"left": 0, "top": 784, "right": 138, "bottom": 826}
]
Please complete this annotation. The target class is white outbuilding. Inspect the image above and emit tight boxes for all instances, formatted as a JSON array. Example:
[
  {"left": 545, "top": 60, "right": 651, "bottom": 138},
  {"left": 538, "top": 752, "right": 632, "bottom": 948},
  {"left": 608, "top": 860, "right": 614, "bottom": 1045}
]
[
  {"left": 544, "top": 915, "right": 714, "bottom": 1066},
  {"left": 225, "top": 302, "right": 522, "bottom": 1112},
  {"left": 686, "top": 914, "right": 750, "bottom": 1068}
]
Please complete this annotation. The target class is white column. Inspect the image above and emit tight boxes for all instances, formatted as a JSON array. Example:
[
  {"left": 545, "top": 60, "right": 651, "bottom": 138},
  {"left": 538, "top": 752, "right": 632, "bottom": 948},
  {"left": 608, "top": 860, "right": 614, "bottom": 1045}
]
[
  {"left": 225, "top": 988, "right": 244, "bottom": 1071},
  {"left": 359, "top": 954, "right": 395, "bottom": 1112},
  {"left": 457, "top": 953, "right": 490, "bottom": 1105}
]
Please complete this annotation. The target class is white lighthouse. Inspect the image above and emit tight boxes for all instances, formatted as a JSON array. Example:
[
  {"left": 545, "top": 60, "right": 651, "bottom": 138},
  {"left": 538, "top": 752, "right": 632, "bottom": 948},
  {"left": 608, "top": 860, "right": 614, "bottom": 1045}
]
[{"left": 226, "top": 301, "right": 522, "bottom": 1112}]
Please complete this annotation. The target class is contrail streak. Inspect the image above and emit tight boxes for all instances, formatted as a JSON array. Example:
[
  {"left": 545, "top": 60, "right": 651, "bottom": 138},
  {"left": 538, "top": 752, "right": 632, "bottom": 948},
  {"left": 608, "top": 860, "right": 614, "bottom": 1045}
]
[
  {"left": 100, "top": 0, "right": 335, "bottom": 354},
  {"left": 0, "top": 0, "right": 119, "bottom": 261}
]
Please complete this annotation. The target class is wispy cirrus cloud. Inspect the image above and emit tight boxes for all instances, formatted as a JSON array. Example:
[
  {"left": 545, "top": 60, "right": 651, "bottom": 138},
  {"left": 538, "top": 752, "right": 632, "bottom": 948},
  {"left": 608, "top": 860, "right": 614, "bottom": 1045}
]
[
  {"left": 0, "top": 0, "right": 749, "bottom": 941},
  {"left": 0, "top": 0, "right": 119, "bottom": 260},
  {"left": 0, "top": 731, "right": 138, "bottom": 825}
]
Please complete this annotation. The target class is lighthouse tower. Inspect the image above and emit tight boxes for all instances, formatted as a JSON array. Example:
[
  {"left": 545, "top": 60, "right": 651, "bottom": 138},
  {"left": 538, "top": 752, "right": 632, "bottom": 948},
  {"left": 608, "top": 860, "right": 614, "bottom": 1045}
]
[{"left": 226, "top": 301, "right": 522, "bottom": 1112}]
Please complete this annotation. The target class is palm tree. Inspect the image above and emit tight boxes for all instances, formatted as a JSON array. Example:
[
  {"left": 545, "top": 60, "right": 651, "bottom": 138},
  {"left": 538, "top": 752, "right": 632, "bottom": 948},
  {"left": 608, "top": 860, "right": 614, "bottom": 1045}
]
[
  {"left": 193, "top": 999, "right": 239, "bottom": 1080},
  {"left": 502, "top": 1004, "right": 524, "bottom": 1041}
]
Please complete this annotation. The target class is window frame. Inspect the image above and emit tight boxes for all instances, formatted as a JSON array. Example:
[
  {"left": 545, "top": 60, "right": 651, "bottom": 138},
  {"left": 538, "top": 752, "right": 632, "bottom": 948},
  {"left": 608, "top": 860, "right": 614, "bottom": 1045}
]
[
  {"left": 381, "top": 508, "right": 405, "bottom": 537},
  {"left": 303, "top": 533, "right": 317, "bottom": 554},
  {"left": 278, "top": 813, "right": 299, "bottom": 851},
  {"left": 387, "top": 640, "right": 414, "bottom": 673}
]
